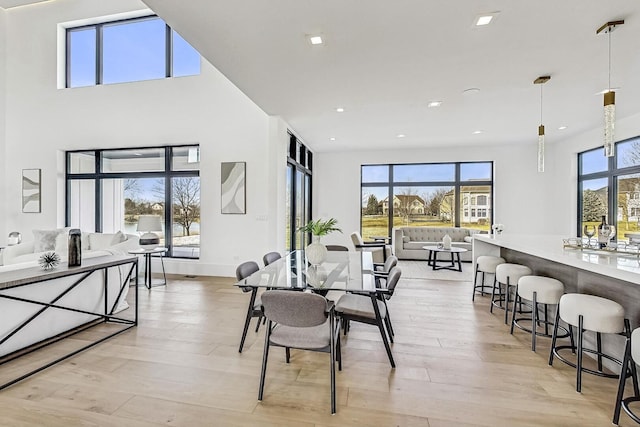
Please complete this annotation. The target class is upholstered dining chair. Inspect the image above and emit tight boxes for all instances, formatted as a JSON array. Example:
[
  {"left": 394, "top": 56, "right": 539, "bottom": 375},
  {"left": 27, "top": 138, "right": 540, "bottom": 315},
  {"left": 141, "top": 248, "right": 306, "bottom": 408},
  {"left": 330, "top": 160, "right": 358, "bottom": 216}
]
[
  {"left": 325, "top": 245, "right": 349, "bottom": 252},
  {"left": 262, "top": 251, "right": 282, "bottom": 266},
  {"left": 236, "top": 261, "right": 263, "bottom": 353},
  {"left": 335, "top": 266, "right": 402, "bottom": 368},
  {"left": 350, "top": 232, "right": 390, "bottom": 263},
  {"left": 258, "top": 290, "right": 341, "bottom": 414}
]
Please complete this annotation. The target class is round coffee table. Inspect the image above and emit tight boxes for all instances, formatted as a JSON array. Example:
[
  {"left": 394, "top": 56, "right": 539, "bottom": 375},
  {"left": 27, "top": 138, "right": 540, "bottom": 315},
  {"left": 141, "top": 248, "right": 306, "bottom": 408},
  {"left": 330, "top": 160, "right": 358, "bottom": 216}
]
[{"left": 423, "top": 245, "right": 468, "bottom": 272}]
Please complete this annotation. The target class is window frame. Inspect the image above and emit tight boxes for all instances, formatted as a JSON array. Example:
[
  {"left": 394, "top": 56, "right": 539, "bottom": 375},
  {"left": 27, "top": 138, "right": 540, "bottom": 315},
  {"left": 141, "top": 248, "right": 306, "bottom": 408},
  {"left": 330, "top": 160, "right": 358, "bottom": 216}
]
[
  {"left": 360, "top": 161, "right": 494, "bottom": 238},
  {"left": 65, "top": 15, "right": 198, "bottom": 88},
  {"left": 577, "top": 136, "right": 640, "bottom": 238},
  {"left": 65, "top": 145, "right": 200, "bottom": 259}
]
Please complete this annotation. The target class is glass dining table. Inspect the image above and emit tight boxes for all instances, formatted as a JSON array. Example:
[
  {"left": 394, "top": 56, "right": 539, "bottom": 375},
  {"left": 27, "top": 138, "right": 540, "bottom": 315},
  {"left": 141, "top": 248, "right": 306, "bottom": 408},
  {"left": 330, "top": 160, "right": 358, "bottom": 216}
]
[
  {"left": 234, "top": 250, "right": 379, "bottom": 293},
  {"left": 235, "top": 250, "right": 396, "bottom": 367}
]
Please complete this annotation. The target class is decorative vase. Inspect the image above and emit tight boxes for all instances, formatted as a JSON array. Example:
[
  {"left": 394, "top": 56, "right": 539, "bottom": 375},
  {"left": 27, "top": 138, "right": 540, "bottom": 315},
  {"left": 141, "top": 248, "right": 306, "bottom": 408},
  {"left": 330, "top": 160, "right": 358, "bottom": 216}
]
[
  {"left": 68, "top": 228, "right": 82, "bottom": 267},
  {"left": 442, "top": 234, "right": 452, "bottom": 250},
  {"left": 305, "top": 236, "right": 328, "bottom": 266}
]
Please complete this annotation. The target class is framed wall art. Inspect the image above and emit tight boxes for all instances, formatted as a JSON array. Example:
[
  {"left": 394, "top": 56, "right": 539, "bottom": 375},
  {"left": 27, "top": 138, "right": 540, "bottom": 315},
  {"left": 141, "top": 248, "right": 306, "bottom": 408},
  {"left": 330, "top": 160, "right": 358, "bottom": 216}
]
[
  {"left": 221, "top": 161, "right": 246, "bottom": 214},
  {"left": 22, "top": 168, "right": 41, "bottom": 213}
]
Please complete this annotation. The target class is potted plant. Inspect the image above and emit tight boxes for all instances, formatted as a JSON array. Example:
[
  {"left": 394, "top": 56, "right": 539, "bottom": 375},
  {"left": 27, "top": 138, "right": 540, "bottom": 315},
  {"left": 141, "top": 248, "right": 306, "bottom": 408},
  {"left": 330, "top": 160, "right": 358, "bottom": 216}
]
[{"left": 297, "top": 218, "right": 342, "bottom": 265}]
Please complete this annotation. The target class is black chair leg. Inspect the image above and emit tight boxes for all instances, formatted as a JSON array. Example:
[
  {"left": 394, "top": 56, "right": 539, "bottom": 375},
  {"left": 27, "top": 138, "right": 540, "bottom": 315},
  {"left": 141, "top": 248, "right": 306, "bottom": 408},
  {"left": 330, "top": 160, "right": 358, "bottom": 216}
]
[
  {"left": 258, "top": 320, "right": 272, "bottom": 401},
  {"left": 330, "top": 314, "right": 337, "bottom": 414},
  {"left": 472, "top": 266, "right": 479, "bottom": 301},
  {"left": 255, "top": 314, "right": 262, "bottom": 333},
  {"left": 371, "top": 294, "right": 395, "bottom": 368},
  {"left": 239, "top": 289, "right": 258, "bottom": 353},
  {"left": 531, "top": 292, "right": 538, "bottom": 352},
  {"left": 549, "top": 305, "right": 561, "bottom": 366},
  {"left": 285, "top": 347, "right": 291, "bottom": 363},
  {"left": 613, "top": 336, "right": 632, "bottom": 425},
  {"left": 577, "top": 315, "right": 584, "bottom": 393}
]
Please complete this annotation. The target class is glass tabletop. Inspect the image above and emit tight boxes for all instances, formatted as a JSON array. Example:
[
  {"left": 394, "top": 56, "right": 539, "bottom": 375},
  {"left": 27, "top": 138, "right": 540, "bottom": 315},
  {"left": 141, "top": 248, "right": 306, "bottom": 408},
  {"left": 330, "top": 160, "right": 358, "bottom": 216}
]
[{"left": 234, "top": 250, "right": 382, "bottom": 293}]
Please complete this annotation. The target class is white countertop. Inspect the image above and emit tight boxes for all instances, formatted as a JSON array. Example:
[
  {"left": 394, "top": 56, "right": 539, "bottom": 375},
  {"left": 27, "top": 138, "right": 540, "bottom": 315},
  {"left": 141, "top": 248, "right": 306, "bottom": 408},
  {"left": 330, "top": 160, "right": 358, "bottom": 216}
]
[{"left": 474, "top": 234, "right": 640, "bottom": 284}]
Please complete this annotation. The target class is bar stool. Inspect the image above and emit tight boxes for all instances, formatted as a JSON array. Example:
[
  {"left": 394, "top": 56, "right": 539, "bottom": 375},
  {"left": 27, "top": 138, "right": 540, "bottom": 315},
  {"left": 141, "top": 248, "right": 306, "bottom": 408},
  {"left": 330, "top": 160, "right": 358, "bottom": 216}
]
[
  {"left": 549, "top": 293, "right": 632, "bottom": 392},
  {"left": 510, "top": 275, "right": 566, "bottom": 352},
  {"left": 491, "top": 263, "right": 532, "bottom": 324},
  {"left": 613, "top": 328, "right": 640, "bottom": 425},
  {"left": 472, "top": 255, "right": 505, "bottom": 301}
]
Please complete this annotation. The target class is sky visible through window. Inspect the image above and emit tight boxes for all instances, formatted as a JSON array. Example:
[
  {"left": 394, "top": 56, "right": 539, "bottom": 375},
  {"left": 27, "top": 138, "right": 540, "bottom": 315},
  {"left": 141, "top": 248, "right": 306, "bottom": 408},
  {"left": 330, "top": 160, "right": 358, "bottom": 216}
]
[{"left": 68, "top": 17, "right": 200, "bottom": 88}]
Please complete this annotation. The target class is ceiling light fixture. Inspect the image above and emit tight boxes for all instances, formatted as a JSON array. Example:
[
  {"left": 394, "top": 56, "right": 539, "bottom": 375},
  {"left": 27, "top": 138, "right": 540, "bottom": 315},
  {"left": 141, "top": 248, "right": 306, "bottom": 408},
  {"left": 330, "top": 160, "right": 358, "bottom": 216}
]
[
  {"left": 335, "top": 107, "right": 344, "bottom": 113},
  {"left": 309, "top": 35, "right": 323, "bottom": 45},
  {"left": 396, "top": 134, "right": 406, "bottom": 138},
  {"left": 462, "top": 88, "right": 480, "bottom": 95},
  {"left": 474, "top": 12, "right": 499, "bottom": 26},
  {"left": 558, "top": 126, "right": 568, "bottom": 130},
  {"left": 597, "top": 19, "right": 624, "bottom": 157},
  {"left": 534, "top": 76, "right": 551, "bottom": 173},
  {"left": 428, "top": 101, "right": 442, "bottom": 108},
  {"left": 329, "top": 137, "right": 336, "bottom": 141},
  {"left": 472, "top": 130, "right": 483, "bottom": 135}
]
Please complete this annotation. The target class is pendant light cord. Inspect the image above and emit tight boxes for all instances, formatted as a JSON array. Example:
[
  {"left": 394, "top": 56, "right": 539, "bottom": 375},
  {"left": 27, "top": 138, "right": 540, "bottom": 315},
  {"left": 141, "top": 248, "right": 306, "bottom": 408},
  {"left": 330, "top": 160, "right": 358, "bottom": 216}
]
[
  {"left": 540, "top": 84, "right": 543, "bottom": 125},
  {"left": 608, "top": 29, "right": 612, "bottom": 91}
]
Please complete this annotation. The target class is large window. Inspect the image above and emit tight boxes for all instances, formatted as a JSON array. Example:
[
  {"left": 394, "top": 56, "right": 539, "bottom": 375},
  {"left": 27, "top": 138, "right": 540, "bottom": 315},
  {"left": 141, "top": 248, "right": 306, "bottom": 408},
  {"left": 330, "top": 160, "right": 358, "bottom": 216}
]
[
  {"left": 361, "top": 162, "right": 493, "bottom": 239},
  {"left": 66, "top": 145, "right": 200, "bottom": 258},
  {"left": 578, "top": 137, "right": 640, "bottom": 240},
  {"left": 66, "top": 16, "right": 200, "bottom": 88},
  {"left": 286, "top": 134, "right": 312, "bottom": 251}
]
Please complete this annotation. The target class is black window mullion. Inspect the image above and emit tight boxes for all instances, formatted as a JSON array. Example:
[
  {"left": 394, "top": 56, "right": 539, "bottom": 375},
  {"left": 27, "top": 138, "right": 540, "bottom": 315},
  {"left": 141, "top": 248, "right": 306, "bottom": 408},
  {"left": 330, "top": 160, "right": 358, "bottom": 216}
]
[
  {"left": 165, "top": 147, "right": 172, "bottom": 255},
  {"left": 96, "top": 24, "right": 103, "bottom": 85},
  {"left": 166, "top": 25, "right": 172, "bottom": 78}
]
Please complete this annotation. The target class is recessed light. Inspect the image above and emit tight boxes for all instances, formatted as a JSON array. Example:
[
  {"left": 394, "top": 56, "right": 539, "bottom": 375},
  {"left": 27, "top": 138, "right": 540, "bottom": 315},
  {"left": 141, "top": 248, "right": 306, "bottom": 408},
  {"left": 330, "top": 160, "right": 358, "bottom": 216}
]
[
  {"left": 558, "top": 126, "right": 568, "bottom": 130},
  {"left": 335, "top": 107, "right": 344, "bottom": 113},
  {"left": 474, "top": 12, "right": 499, "bottom": 26},
  {"left": 473, "top": 130, "right": 483, "bottom": 134},
  {"left": 329, "top": 137, "right": 336, "bottom": 141},
  {"left": 309, "top": 35, "right": 323, "bottom": 45},
  {"left": 397, "top": 134, "right": 406, "bottom": 138},
  {"left": 428, "top": 101, "right": 442, "bottom": 108},
  {"left": 463, "top": 88, "right": 481, "bottom": 95}
]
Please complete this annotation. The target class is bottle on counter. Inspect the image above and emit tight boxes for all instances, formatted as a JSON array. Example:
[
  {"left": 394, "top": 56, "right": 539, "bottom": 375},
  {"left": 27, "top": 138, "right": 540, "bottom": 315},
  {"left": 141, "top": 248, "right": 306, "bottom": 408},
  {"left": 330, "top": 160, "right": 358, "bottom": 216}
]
[{"left": 597, "top": 215, "right": 609, "bottom": 249}]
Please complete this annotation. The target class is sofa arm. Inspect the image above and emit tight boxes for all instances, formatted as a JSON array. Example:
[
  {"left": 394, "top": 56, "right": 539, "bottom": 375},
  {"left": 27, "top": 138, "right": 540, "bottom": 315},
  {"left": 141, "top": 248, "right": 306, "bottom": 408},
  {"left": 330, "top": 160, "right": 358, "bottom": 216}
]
[
  {"left": 392, "top": 228, "right": 404, "bottom": 254},
  {"left": 2, "top": 242, "right": 35, "bottom": 265}
]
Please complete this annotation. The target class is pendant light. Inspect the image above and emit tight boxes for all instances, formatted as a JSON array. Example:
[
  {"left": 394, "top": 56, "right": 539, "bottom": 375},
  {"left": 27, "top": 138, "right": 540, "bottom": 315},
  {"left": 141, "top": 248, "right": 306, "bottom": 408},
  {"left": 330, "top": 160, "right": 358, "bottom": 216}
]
[
  {"left": 597, "top": 20, "right": 624, "bottom": 157},
  {"left": 534, "top": 76, "right": 550, "bottom": 172}
]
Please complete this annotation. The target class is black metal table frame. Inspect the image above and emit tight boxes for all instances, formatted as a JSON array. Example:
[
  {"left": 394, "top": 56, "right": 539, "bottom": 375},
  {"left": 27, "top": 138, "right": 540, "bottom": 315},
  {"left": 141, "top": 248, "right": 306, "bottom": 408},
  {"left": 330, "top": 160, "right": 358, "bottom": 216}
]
[
  {"left": 427, "top": 248, "right": 464, "bottom": 272},
  {"left": 0, "top": 257, "right": 138, "bottom": 390}
]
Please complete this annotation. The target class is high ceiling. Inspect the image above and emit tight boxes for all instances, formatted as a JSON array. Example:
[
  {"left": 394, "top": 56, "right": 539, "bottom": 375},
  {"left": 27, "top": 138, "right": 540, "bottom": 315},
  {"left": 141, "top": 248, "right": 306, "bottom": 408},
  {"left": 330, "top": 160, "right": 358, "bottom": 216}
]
[
  {"left": 0, "top": 0, "right": 48, "bottom": 9},
  {"left": 140, "top": 1, "right": 640, "bottom": 153},
  {"left": 8, "top": 1, "right": 640, "bottom": 153}
]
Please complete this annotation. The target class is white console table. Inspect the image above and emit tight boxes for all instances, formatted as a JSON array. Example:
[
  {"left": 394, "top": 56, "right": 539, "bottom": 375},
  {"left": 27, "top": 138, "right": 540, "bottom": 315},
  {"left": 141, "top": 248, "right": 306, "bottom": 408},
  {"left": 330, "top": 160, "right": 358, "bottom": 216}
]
[{"left": 0, "top": 255, "right": 138, "bottom": 390}]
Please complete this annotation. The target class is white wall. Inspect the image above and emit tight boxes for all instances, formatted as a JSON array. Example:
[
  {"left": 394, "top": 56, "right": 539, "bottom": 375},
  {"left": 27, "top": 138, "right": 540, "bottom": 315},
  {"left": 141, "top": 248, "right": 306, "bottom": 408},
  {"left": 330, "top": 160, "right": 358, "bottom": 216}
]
[
  {"left": 0, "top": 8, "right": 6, "bottom": 237},
  {"left": 314, "top": 143, "right": 556, "bottom": 247},
  {"left": 2, "top": 0, "right": 289, "bottom": 276}
]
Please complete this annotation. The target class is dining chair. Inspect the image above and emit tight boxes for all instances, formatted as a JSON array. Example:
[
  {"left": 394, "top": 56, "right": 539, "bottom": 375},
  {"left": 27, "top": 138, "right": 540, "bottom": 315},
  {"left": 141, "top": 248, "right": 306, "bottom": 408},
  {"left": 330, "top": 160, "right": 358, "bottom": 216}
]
[
  {"left": 263, "top": 251, "right": 282, "bottom": 266},
  {"left": 325, "top": 245, "right": 349, "bottom": 251},
  {"left": 258, "top": 290, "right": 341, "bottom": 414},
  {"left": 236, "top": 261, "right": 263, "bottom": 353},
  {"left": 350, "top": 231, "right": 390, "bottom": 263},
  {"left": 335, "top": 266, "right": 402, "bottom": 368}
]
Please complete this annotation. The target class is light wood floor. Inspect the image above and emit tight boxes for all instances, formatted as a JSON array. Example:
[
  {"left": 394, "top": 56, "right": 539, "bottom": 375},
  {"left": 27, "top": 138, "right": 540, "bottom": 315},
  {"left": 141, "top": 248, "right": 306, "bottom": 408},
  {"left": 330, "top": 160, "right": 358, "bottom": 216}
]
[{"left": 0, "top": 266, "right": 637, "bottom": 426}]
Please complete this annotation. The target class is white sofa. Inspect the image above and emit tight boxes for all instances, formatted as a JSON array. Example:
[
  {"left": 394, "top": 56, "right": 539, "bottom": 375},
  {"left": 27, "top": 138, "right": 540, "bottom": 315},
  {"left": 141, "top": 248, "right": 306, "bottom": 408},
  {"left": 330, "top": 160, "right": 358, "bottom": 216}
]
[
  {"left": 2, "top": 229, "right": 139, "bottom": 265},
  {"left": 392, "top": 226, "right": 482, "bottom": 262}
]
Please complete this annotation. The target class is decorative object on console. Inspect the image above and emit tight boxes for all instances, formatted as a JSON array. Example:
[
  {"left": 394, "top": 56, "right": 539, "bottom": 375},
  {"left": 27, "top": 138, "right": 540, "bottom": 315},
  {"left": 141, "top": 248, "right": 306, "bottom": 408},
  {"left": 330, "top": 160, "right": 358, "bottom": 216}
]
[
  {"left": 442, "top": 233, "right": 452, "bottom": 250},
  {"left": 68, "top": 229, "right": 82, "bottom": 267},
  {"left": 22, "top": 169, "right": 41, "bottom": 213},
  {"left": 137, "top": 215, "right": 162, "bottom": 247},
  {"left": 596, "top": 20, "right": 624, "bottom": 157},
  {"left": 7, "top": 232, "right": 21, "bottom": 246},
  {"left": 297, "top": 218, "right": 342, "bottom": 266},
  {"left": 39, "top": 252, "right": 60, "bottom": 270},
  {"left": 221, "top": 161, "right": 246, "bottom": 214}
]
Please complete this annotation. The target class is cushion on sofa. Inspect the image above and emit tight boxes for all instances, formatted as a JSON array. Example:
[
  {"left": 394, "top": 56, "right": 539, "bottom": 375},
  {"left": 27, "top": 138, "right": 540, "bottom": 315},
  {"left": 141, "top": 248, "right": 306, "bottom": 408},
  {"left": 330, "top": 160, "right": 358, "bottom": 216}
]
[
  {"left": 54, "top": 231, "right": 91, "bottom": 254},
  {"left": 33, "top": 228, "right": 70, "bottom": 252},
  {"left": 88, "top": 231, "right": 127, "bottom": 250}
]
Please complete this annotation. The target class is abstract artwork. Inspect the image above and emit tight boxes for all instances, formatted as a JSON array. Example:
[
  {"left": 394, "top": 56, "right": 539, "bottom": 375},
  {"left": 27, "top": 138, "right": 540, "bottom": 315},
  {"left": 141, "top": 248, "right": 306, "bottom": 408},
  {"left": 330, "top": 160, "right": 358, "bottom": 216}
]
[
  {"left": 22, "top": 169, "right": 41, "bottom": 213},
  {"left": 221, "top": 162, "right": 246, "bottom": 214}
]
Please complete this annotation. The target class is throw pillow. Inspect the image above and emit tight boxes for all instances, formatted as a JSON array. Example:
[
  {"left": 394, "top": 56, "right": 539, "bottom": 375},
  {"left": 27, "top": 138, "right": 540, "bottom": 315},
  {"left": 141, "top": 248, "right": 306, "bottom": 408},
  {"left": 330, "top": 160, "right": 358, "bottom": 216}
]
[
  {"left": 402, "top": 236, "right": 410, "bottom": 243},
  {"left": 54, "top": 231, "right": 91, "bottom": 253},
  {"left": 89, "top": 233, "right": 118, "bottom": 250},
  {"left": 33, "top": 228, "right": 68, "bottom": 253},
  {"left": 464, "top": 236, "right": 473, "bottom": 243},
  {"left": 112, "top": 230, "right": 127, "bottom": 245}
]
